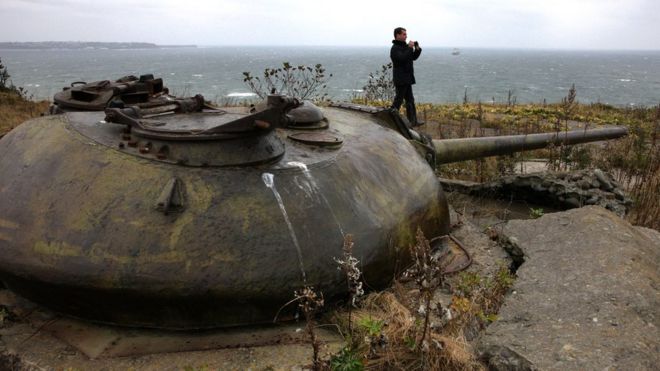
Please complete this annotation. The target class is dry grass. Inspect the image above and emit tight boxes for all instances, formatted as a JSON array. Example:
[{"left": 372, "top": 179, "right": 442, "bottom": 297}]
[
  {"left": 628, "top": 167, "right": 659, "bottom": 229},
  {"left": 337, "top": 291, "right": 484, "bottom": 370},
  {"left": 591, "top": 114, "right": 659, "bottom": 229},
  {"left": 359, "top": 291, "right": 415, "bottom": 346},
  {"left": 327, "top": 230, "right": 509, "bottom": 370},
  {"left": 0, "top": 92, "right": 50, "bottom": 136},
  {"left": 328, "top": 230, "right": 515, "bottom": 370}
]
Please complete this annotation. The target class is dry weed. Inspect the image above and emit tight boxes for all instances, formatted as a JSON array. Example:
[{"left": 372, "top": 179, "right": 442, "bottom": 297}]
[{"left": 345, "top": 291, "right": 483, "bottom": 370}]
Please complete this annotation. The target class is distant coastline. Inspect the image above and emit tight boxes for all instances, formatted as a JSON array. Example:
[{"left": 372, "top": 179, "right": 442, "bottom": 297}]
[{"left": 0, "top": 42, "right": 197, "bottom": 50}]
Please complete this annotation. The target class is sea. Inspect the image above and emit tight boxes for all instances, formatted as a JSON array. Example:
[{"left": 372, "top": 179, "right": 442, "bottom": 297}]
[{"left": 1, "top": 46, "right": 659, "bottom": 106}]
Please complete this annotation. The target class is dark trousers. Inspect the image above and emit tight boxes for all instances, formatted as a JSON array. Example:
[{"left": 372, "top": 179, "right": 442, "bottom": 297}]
[{"left": 391, "top": 84, "right": 419, "bottom": 125}]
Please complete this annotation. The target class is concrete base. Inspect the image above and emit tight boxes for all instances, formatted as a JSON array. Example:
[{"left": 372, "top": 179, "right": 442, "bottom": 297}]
[{"left": 0, "top": 290, "right": 343, "bottom": 369}]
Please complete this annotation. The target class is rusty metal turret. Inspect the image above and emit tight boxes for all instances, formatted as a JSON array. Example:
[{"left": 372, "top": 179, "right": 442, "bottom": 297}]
[{"left": 0, "top": 89, "right": 627, "bottom": 329}]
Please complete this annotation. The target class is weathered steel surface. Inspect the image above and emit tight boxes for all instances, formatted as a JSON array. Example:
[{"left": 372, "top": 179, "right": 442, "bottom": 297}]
[
  {"left": 53, "top": 74, "right": 166, "bottom": 111},
  {"left": 287, "top": 101, "right": 326, "bottom": 124},
  {"left": 433, "top": 127, "right": 628, "bottom": 164},
  {"left": 0, "top": 105, "right": 448, "bottom": 329}
]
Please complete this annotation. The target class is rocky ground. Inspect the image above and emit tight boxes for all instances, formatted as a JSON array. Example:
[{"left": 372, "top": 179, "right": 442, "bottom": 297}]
[
  {"left": 441, "top": 168, "right": 633, "bottom": 217},
  {"left": 447, "top": 171, "right": 658, "bottom": 370}
]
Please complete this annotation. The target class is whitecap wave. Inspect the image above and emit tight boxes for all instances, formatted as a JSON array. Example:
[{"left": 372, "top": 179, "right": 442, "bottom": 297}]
[{"left": 227, "top": 92, "right": 257, "bottom": 97}]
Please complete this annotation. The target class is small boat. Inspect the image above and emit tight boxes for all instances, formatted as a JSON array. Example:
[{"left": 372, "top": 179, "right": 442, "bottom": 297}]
[{"left": 452, "top": 48, "right": 460, "bottom": 56}]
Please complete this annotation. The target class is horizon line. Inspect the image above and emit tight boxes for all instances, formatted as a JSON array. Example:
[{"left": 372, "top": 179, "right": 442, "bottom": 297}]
[{"left": 1, "top": 41, "right": 659, "bottom": 52}]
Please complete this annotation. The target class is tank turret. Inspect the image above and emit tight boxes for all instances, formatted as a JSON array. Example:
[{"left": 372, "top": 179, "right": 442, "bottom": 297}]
[{"left": 0, "top": 95, "right": 626, "bottom": 329}]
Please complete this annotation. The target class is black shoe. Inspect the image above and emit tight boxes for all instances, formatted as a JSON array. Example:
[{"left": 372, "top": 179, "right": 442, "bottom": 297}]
[{"left": 413, "top": 121, "right": 425, "bottom": 127}]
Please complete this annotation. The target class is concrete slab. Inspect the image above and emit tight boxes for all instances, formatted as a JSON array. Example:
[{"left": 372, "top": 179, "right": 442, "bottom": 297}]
[{"left": 0, "top": 290, "right": 343, "bottom": 369}]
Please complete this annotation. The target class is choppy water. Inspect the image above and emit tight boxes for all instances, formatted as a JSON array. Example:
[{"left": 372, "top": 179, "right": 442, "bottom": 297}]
[{"left": 1, "top": 46, "right": 659, "bottom": 106}]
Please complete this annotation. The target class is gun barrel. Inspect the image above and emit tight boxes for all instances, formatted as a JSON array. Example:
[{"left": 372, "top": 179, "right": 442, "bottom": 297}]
[{"left": 433, "top": 127, "right": 628, "bottom": 164}]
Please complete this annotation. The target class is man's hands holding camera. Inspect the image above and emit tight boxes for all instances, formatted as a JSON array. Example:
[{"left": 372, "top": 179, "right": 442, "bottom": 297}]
[{"left": 408, "top": 40, "right": 420, "bottom": 49}]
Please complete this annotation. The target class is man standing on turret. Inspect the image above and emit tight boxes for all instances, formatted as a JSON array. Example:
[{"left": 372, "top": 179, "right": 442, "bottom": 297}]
[{"left": 390, "top": 27, "right": 422, "bottom": 126}]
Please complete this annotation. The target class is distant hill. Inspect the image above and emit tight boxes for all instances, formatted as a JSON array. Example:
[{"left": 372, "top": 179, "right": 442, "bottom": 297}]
[{"left": 0, "top": 42, "right": 196, "bottom": 50}]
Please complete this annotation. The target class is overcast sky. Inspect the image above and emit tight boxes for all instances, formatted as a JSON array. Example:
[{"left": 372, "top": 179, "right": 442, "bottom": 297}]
[{"left": 1, "top": 0, "right": 658, "bottom": 50}]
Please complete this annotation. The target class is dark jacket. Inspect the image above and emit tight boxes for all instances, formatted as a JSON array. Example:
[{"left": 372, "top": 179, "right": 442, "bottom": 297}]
[{"left": 390, "top": 40, "right": 422, "bottom": 85}]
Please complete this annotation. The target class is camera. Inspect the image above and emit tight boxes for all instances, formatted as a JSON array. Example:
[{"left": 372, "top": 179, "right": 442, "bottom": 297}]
[{"left": 414, "top": 41, "right": 419, "bottom": 47}]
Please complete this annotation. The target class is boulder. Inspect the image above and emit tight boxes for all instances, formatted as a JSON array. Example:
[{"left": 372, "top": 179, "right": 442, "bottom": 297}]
[
  {"left": 478, "top": 206, "right": 659, "bottom": 370},
  {"left": 440, "top": 169, "right": 633, "bottom": 217}
]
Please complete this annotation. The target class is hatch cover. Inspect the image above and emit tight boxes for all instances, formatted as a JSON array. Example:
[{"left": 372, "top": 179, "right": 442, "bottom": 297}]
[{"left": 287, "top": 132, "right": 343, "bottom": 147}]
